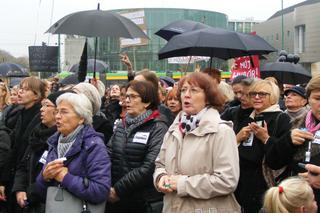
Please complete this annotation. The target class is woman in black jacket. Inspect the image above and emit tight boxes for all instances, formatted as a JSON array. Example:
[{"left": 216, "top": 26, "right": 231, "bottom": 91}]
[
  {"left": 12, "top": 91, "right": 66, "bottom": 213},
  {"left": 235, "top": 79, "right": 292, "bottom": 213},
  {"left": 106, "top": 80, "right": 168, "bottom": 213}
]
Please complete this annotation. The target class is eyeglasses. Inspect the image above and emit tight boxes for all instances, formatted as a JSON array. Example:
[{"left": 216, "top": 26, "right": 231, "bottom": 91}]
[
  {"left": 248, "top": 91, "right": 271, "bottom": 98},
  {"left": 180, "top": 87, "right": 203, "bottom": 96},
  {"left": 125, "top": 94, "right": 140, "bottom": 101}
]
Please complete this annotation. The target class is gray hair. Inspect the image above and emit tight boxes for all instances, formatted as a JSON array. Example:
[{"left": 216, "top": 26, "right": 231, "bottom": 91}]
[
  {"left": 73, "top": 82, "right": 101, "bottom": 115},
  {"left": 56, "top": 93, "right": 93, "bottom": 124}
]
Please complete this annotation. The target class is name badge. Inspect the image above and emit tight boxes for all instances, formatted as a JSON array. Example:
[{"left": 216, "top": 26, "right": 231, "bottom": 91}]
[
  {"left": 133, "top": 132, "right": 150, "bottom": 144},
  {"left": 39, "top": 150, "right": 48, "bottom": 164},
  {"left": 313, "top": 130, "right": 320, "bottom": 144}
]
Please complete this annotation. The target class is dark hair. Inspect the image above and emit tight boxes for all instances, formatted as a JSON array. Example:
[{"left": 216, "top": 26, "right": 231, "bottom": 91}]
[
  {"left": 231, "top": 75, "right": 247, "bottom": 85},
  {"left": 20, "top": 76, "right": 46, "bottom": 101},
  {"left": 177, "top": 72, "right": 225, "bottom": 111},
  {"left": 135, "top": 69, "right": 159, "bottom": 91},
  {"left": 127, "top": 80, "right": 159, "bottom": 110},
  {"left": 201, "top": 68, "right": 221, "bottom": 84}
]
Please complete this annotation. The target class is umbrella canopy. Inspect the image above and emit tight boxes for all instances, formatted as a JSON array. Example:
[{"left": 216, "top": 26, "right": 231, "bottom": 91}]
[
  {"left": 261, "top": 62, "right": 311, "bottom": 85},
  {"left": 47, "top": 9, "right": 148, "bottom": 39},
  {"left": 0, "top": 63, "right": 26, "bottom": 77},
  {"left": 69, "top": 59, "right": 108, "bottom": 73},
  {"left": 159, "top": 76, "right": 175, "bottom": 87},
  {"left": 155, "top": 20, "right": 209, "bottom": 41},
  {"left": 58, "top": 73, "right": 79, "bottom": 85},
  {"left": 158, "top": 27, "right": 276, "bottom": 60}
]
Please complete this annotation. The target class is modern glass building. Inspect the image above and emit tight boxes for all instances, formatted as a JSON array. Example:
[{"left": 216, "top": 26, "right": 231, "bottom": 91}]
[{"left": 87, "top": 8, "right": 228, "bottom": 73}]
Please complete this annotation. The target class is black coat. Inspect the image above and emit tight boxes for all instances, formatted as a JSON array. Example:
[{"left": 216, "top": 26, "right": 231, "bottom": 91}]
[
  {"left": 12, "top": 124, "right": 56, "bottom": 207},
  {"left": 93, "top": 114, "right": 113, "bottom": 144},
  {"left": 0, "top": 126, "right": 12, "bottom": 178},
  {"left": 234, "top": 110, "right": 292, "bottom": 213},
  {"left": 107, "top": 111, "right": 167, "bottom": 208}
]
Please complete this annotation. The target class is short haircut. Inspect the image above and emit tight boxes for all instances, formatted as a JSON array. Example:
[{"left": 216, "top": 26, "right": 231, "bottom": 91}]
[
  {"left": 249, "top": 79, "right": 280, "bottom": 105},
  {"left": 177, "top": 72, "right": 225, "bottom": 111},
  {"left": 201, "top": 68, "right": 221, "bottom": 84},
  {"left": 73, "top": 82, "right": 101, "bottom": 115},
  {"left": 135, "top": 69, "right": 159, "bottom": 91},
  {"left": 263, "top": 177, "right": 314, "bottom": 213},
  {"left": 126, "top": 80, "right": 160, "bottom": 110},
  {"left": 240, "top": 77, "right": 256, "bottom": 87},
  {"left": 20, "top": 76, "right": 46, "bottom": 101},
  {"left": 306, "top": 75, "right": 320, "bottom": 98},
  {"left": 165, "top": 87, "right": 180, "bottom": 105},
  {"left": 56, "top": 93, "right": 93, "bottom": 125},
  {"left": 231, "top": 75, "right": 247, "bottom": 85}
]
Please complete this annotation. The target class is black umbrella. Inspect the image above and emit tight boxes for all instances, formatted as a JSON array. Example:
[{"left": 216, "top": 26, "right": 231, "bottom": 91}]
[
  {"left": 58, "top": 73, "right": 79, "bottom": 85},
  {"left": 0, "top": 63, "right": 25, "bottom": 77},
  {"left": 158, "top": 28, "right": 276, "bottom": 61},
  {"left": 69, "top": 59, "right": 108, "bottom": 73},
  {"left": 261, "top": 62, "right": 311, "bottom": 85},
  {"left": 155, "top": 20, "right": 209, "bottom": 41},
  {"left": 78, "top": 40, "right": 88, "bottom": 82}
]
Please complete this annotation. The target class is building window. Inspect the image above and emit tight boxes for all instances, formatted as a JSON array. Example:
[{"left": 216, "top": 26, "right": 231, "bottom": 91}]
[
  {"left": 276, "top": 33, "right": 279, "bottom": 40},
  {"left": 295, "top": 25, "right": 305, "bottom": 53}
]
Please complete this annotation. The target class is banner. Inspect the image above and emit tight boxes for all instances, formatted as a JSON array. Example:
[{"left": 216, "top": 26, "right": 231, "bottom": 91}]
[
  {"left": 231, "top": 55, "right": 260, "bottom": 79},
  {"left": 28, "top": 46, "right": 58, "bottom": 72},
  {"left": 168, "top": 56, "right": 210, "bottom": 64}
]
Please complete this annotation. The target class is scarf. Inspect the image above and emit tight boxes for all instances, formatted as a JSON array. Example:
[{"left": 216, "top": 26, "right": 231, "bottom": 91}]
[
  {"left": 179, "top": 107, "right": 207, "bottom": 134},
  {"left": 125, "top": 110, "right": 153, "bottom": 135},
  {"left": 285, "top": 106, "right": 309, "bottom": 121},
  {"left": 305, "top": 110, "right": 320, "bottom": 134},
  {"left": 57, "top": 124, "right": 84, "bottom": 158}
]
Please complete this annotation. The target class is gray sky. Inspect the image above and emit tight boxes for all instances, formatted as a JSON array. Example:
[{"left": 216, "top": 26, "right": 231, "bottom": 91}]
[{"left": 0, "top": 0, "right": 304, "bottom": 57}]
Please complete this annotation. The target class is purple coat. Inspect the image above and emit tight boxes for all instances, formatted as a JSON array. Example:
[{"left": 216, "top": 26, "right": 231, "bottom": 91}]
[{"left": 36, "top": 125, "right": 111, "bottom": 204}]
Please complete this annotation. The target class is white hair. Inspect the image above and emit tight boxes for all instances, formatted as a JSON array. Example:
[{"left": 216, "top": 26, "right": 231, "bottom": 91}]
[
  {"left": 56, "top": 93, "right": 93, "bottom": 124},
  {"left": 73, "top": 82, "right": 101, "bottom": 115}
]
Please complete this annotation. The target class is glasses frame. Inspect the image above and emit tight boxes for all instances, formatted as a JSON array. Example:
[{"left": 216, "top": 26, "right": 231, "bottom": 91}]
[{"left": 248, "top": 91, "right": 271, "bottom": 99}]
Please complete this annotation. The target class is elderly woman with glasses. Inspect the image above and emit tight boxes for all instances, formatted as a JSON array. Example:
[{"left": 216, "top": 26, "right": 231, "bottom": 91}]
[
  {"left": 235, "top": 79, "right": 292, "bottom": 213},
  {"left": 36, "top": 93, "right": 111, "bottom": 206},
  {"left": 153, "top": 72, "right": 241, "bottom": 213},
  {"left": 106, "top": 80, "right": 168, "bottom": 213}
]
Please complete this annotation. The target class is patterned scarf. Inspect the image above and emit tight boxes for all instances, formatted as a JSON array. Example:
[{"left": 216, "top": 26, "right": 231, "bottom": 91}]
[
  {"left": 179, "top": 107, "right": 207, "bottom": 134},
  {"left": 125, "top": 110, "right": 153, "bottom": 135},
  {"left": 57, "top": 124, "right": 84, "bottom": 158},
  {"left": 305, "top": 110, "right": 320, "bottom": 134}
]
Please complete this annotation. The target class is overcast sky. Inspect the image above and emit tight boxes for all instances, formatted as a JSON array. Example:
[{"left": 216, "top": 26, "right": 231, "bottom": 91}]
[{"left": 0, "top": 0, "right": 305, "bottom": 57}]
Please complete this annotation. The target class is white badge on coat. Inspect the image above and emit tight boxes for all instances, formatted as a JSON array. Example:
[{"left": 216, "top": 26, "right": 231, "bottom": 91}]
[
  {"left": 312, "top": 130, "right": 320, "bottom": 144},
  {"left": 39, "top": 150, "right": 48, "bottom": 164},
  {"left": 132, "top": 132, "right": 150, "bottom": 144}
]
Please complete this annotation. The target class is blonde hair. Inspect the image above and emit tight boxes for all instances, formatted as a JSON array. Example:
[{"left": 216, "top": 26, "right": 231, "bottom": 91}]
[
  {"left": 249, "top": 79, "right": 280, "bottom": 105},
  {"left": 0, "top": 82, "right": 11, "bottom": 105},
  {"left": 218, "top": 81, "right": 234, "bottom": 103},
  {"left": 263, "top": 177, "right": 314, "bottom": 213},
  {"left": 306, "top": 75, "right": 320, "bottom": 98}
]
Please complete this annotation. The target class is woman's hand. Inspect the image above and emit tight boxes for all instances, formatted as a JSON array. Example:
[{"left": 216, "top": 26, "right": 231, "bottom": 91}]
[
  {"left": 16, "top": 191, "right": 27, "bottom": 208},
  {"left": 107, "top": 187, "right": 120, "bottom": 203},
  {"left": 42, "top": 160, "right": 65, "bottom": 182},
  {"left": 168, "top": 175, "right": 180, "bottom": 191},
  {"left": 54, "top": 167, "right": 68, "bottom": 182},
  {"left": 249, "top": 122, "right": 270, "bottom": 143},
  {"left": 306, "top": 164, "right": 320, "bottom": 188},
  {"left": 157, "top": 175, "right": 173, "bottom": 193},
  {"left": 291, "top": 128, "right": 314, "bottom": 145},
  {"left": 236, "top": 126, "right": 251, "bottom": 144}
]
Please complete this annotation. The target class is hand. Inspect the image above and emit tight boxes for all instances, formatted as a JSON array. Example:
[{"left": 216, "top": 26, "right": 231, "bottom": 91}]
[
  {"left": 249, "top": 122, "right": 269, "bottom": 143},
  {"left": 168, "top": 175, "right": 180, "bottom": 191},
  {"left": 119, "top": 54, "right": 132, "bottom": 71},
  {"left": 306, "top": 164, "right": 320, "bottom": 188},
  {"left": 0, "top": 186, "right": 6, "bottom": 201},
  {"left": 107, "top": 187, "right": 120, "bottom": 203},
  {"left": 54, "top": 167, "right": 68, "bottom": 182},
  {"left": 157, "top": 175, "right": 173, "bottom": 193},
  {"left": 16, "top": 191, "right": 27, "bottom": 208},
  {"left": 291, "top": 129, "right": 314, "bottom": 145},
  {"left": 236, "top": 126, "right": 251, "bottom": 144},
  {"left": 299, "top": 172, "right": 309, "bottom": 182},
  {"left": 42, "top": 160, "right": 65, "bottom": 182}
]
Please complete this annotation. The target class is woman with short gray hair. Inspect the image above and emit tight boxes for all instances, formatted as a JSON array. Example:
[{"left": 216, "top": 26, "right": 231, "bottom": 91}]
[{"left": 36, "top": 92, "right": 111, "bottom": 206}]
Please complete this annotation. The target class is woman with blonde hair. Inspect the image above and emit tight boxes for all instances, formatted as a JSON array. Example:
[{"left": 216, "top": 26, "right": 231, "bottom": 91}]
[
  {"left": 262, "top": 177, "right": 317, "bottom": 213},
  {"left": 0, "top": 82, "right": 10, "bottom": 120}
]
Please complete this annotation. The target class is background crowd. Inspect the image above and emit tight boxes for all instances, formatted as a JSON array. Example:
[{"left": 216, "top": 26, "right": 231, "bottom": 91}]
[{"left": 0, "top": 56, "right": 320, "bottom": 213}]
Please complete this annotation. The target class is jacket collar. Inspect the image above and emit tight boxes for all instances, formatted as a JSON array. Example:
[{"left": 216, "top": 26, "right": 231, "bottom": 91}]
[
  {"left": 169, "top": 107, "right": 233, "bottom": 137},
  {"left": 249, "top": 104, "right": 282, "bottom": 119}
]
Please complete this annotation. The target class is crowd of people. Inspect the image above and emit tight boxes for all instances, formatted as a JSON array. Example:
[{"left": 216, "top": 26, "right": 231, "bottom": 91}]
[{"left": 0, "top": 58, "right": 320, "bottom": 213}]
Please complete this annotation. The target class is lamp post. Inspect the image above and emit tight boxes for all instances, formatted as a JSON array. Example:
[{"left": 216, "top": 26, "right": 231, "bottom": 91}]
[{"left": 281, "top": 0, "right": 284, "bottom": 50}]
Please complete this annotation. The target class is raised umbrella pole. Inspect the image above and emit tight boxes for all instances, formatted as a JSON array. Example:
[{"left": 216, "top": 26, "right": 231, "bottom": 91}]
[
  {"left": 184, "top": 56, "right": 192, "bottom": 75},
  {"left": 93, "top": 37, "right": 98, "bottom": 79}
]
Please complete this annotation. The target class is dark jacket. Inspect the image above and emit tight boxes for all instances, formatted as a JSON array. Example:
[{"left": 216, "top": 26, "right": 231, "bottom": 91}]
[
  {"left": 2, "top": 104, "right": 23, "bottom": 130},
  {"left": 107, "top": 110, "right": 168, "bottom": 205},
  {"left": 220, "top": 105, "right": 253, "bottom": 133},
  {"left": 36, "top": 125, "right": 111, "bottom": 204},
  {"left": 0, "top": 126, "right": 12, "bottom": 176},
  {"left": 235, "top": 107, "right": 292, "bottom": 213},
  {"left": 93, "top": 114, "right": 113, "bottom": 144},
  {"left": 105, "top": 99, "right": 122, "bottom": 126},
  {"left": 12, "top": 124, "right": 56, "bottom": 207}
]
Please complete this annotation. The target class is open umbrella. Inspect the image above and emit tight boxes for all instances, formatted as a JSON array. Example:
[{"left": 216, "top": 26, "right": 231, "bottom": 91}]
[
  {"left": 0, "top": 63, "right": 25, "bottom": 77},
  {"left": 69, "top": 59, "right": 108, "bottom": 73},
  {"left": 155, "top": 20, "right": 209, "bottom": 41},
  {"left": 158, "top": 27, "right": 276, "bottom": 62},
  {"left": 47, "top": 6, "right": 148, "bottom": 78},
  {"left": 260, "top": 62, "right": 311, "bottom": 85}
]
